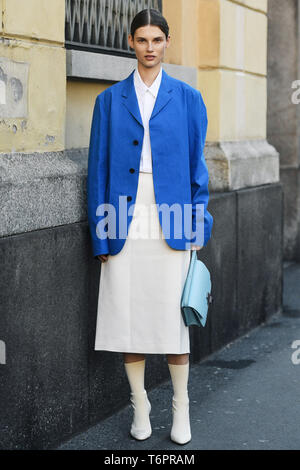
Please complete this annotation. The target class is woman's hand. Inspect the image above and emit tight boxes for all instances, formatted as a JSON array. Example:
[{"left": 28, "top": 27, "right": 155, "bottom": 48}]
[
  {"left": 190, "top": 245, "right": 203, "bottom": 250},
  {"left": 98, "top": 254, "right": 110, "bottom": 262}
]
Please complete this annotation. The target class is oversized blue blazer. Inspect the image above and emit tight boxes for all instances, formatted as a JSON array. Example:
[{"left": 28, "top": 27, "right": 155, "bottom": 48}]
[{"left": 87, "top": 68, "right": 213, "bottom": 258}]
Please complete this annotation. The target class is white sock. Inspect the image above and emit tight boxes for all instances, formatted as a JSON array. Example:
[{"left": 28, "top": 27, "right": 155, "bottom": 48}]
[
  {"left": 124, "top": 359, "right": 146, "bottom": 396},
  {"left": 168, "top": 362, "right": 189, "bottom": 401},
  {"left": 124, "top": 359, "right": 151, "bottom": 440}
]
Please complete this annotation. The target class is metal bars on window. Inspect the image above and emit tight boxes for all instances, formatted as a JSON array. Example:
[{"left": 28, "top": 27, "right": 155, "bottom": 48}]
[{"left": 65, "top": 0, "right": 163, "bottom": 56}]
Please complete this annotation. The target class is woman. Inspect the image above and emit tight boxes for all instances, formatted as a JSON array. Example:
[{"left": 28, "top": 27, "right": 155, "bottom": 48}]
[{"left": 87, "top": 9, "right": 213, "bottom": 445}]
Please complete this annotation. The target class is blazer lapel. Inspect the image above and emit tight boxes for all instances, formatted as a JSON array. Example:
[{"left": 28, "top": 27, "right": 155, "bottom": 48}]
[{"left": 121, "top": 68, "right": 173, "bottom": 127}]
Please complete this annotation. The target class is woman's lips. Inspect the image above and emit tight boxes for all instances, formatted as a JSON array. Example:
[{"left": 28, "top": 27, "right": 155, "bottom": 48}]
[{"left": 145, "top": 56, "right": 155, "bottom": 60}]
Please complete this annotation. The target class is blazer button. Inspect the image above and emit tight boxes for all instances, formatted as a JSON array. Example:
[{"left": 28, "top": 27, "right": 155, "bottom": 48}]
[
  {"left": 127, "top": 196, "right": 132, "bottom": 202},
  {"left": 133, "top": 140, "right": 139, "bottom": 146},
  {"left": 129, "top": 168, "right": 135, "bottom": 173}
]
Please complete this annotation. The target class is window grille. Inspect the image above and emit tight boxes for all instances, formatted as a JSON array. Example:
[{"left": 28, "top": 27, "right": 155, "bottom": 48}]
[{"left": 65, "top": 0, "right": 163, "bottom": 56}]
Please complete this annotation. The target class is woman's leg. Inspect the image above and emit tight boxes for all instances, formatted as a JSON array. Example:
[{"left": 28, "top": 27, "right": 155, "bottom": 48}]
[
  {"left": 166, "top": 353, "right": 191, "bottom": 444},
  {"left": 124, "top": 353, "right": 145, "bottom": 363},
  {"left": 167, "top": 353, "right": 189, "bottom": 365},
  {"left": 123, "top": 353, "right": 151, "bottom": 440}
]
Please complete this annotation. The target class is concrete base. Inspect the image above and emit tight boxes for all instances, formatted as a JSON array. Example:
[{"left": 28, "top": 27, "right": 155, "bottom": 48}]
[
  {"left": 206, "top": 140, "right": 280, "bottom": 192},
  {"left": 280, "top": 166, "right": 300, "bottom": 261},
  {"left": 0, "top": 150, "right": 88, "bottom": 238},
  {"left": 0, "top": 180, "right": 283, "bottom": 449}
]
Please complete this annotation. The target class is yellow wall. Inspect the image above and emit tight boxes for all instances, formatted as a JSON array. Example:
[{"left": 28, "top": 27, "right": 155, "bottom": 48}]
[
  {"left": 66, "top": 81, "right": 108, "bottom": 150},
  {"left": 0, "top": 0, "right": 66, "bottom": 153},
  {"left": 4, "top": 0, "right": 65, "bottom": 43},
  {"left": 197, "top": 0, "right": 267, "bottom": 141},
  {"left": 162, "top": 0, "right": 199, "bottom": 67}
]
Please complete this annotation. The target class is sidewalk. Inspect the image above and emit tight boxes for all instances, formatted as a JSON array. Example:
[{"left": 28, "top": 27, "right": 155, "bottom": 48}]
[{"left": 57, "top": 262, "right": 300, "bottom": 450}]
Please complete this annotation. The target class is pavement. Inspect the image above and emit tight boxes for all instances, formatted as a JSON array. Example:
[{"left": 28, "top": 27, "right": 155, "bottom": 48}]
[{"left": 57, "top": 261, "right": 300, "bottom": 450}]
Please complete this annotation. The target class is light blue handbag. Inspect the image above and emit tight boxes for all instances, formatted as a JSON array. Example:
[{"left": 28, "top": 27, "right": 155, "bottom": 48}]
[{"left": 180, "top": 250, "right": 213, "bottom": 327}]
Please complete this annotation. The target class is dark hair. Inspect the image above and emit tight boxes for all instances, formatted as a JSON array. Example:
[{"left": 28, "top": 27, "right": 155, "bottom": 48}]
[{"left": 130, "top": 8, "right": 169, "bottom": 40}]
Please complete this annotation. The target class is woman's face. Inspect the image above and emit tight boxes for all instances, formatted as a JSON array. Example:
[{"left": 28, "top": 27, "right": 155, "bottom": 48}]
[{"left": 128, "top": 25, "right": 170, "bottom": 69}]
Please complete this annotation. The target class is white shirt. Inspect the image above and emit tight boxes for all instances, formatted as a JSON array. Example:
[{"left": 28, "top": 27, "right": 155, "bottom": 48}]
[{"left": 133, "top": 66, "right": 162, "bottom": 173}]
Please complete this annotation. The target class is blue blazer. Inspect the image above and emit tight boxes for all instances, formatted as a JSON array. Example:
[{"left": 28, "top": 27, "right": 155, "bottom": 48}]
[{"left": 87, "top": 68, "right": 213, "bottom": 257}]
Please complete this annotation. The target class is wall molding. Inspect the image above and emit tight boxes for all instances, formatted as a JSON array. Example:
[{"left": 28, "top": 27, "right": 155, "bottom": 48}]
[{"left": 66, "top": 49, "right": 198, "bottom": 87}]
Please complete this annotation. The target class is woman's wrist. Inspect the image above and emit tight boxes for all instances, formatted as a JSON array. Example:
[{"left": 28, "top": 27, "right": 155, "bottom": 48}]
[{"left": 190, "top": 245, "right": 203, "bottom": 250}]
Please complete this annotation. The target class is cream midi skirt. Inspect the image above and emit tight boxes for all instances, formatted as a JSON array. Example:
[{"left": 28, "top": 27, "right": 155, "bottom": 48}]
[{"left": 94, "top": 171, "right": 191, "bottom": 354}]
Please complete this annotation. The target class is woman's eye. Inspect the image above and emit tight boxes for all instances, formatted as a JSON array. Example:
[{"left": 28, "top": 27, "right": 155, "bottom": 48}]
[{"left": 137, "top": 39, "right": 162, "bottom": 43}]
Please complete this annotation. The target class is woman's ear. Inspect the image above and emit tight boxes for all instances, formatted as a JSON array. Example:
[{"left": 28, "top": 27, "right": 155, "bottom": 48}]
[{"left": 128, "top": 34, "right": 134, "bottom": 50}]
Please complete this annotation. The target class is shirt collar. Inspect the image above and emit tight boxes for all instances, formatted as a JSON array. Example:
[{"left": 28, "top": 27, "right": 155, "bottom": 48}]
[{"left": 134, "top": 65, "right": 162, "bottom": 98}]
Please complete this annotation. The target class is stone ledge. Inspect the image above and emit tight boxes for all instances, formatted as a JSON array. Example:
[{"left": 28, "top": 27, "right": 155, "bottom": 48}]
[
  {"left": 0, "top": 141, "right": 280, "bottom": 238},
  {"left": 66, "top": 49, "right": 197, "bottom": 87},
  {"left": 205, "top": 140, "right": 280, "bottom": 192},
  {"left": 0, "top": 149, "right": 88, "bottom": 238}
]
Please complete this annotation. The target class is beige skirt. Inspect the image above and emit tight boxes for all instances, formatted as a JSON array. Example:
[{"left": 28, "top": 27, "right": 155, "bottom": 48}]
[{"left": 94, "top": 171, "right": 191, "bottom": 354}]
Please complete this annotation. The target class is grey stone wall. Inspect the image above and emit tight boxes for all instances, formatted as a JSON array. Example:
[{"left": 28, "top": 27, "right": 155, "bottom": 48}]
[
  {"left": 0, "top": 150, "right": 88, "bottom": 237},
  {"left": 267, "top": 0, "right": 300, "bottom": 261}
]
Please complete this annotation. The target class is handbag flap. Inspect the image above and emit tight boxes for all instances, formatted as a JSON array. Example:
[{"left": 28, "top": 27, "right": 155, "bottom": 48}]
[{"left": 181, "top": 250, "right": 212, "bottom": 327}]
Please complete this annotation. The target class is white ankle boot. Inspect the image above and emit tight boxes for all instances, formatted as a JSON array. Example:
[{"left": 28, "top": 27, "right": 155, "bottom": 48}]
[
  {"left": 170, "top": 397, "right": 191, "bottom": 445},
  {"left": 129, "top": 390, "right": 152, "bottom": 440}
]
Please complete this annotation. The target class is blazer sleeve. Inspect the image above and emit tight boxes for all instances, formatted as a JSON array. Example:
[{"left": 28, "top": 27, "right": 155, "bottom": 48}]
[
  {"left": 188, "top": 89, "right": 213, "bottom": 247},
  {"left": 87, "top": 94, "right": 110, "bottom": 258}
]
